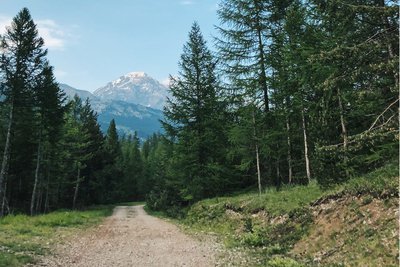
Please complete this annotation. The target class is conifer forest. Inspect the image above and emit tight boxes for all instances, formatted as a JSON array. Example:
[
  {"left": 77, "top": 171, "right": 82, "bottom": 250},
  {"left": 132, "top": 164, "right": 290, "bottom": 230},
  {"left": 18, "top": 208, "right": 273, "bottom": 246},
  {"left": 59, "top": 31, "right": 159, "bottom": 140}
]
[{"left": 0, "top": 0, "right": 398, "bottom": 222}]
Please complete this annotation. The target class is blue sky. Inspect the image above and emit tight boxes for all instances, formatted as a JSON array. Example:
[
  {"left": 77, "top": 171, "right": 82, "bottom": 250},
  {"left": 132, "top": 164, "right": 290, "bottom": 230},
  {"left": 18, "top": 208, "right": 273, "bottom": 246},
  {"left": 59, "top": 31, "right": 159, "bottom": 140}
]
[{"left": 0, "top": 0, "right": 219, "bottom": 91}]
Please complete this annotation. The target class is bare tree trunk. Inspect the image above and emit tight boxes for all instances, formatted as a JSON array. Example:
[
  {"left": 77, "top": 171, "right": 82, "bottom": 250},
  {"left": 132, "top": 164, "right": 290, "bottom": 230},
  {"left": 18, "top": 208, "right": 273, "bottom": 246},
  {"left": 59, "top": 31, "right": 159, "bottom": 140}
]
[
  {"left": 44, "top": 172, "right": 50, "bottom": 213},
  {"left": 1, "top": 177, "right": 9, "bottom": 216},
  {"left": 36, "top": 185, "right": 42, "bottom": 214},
  {"left": 286, "top": 115, "right": 293, "bottom": 184},
  {"left": 276, "top": 160, "right": 281, "bottom": 190},
  {"left": 31, "top": 129, "right": 42, "bottom": 216},
  {"left": 337, "top": 88, "right": 350, "bottom": 177},
  {"left": 252, "top": 110, "right": 262, "bottom": 196},
  {"left": 72, "top": 166, "right": 81, "bottom": 209},
  {"left": 337, "top": 88, "right": 348, "bottom": 149},
  {"left": 301, "top": 107, "right": 311, "bottom": 183},
  {"left": 0, "top": 103, "right": 14, "bottom": 217}
]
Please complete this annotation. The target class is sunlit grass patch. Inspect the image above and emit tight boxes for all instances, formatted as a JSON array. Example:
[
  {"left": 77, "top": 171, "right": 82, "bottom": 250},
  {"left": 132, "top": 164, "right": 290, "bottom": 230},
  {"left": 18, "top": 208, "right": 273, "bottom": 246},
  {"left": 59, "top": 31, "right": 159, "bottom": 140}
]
[{"left": 0, "top": 205, "right": 113, "bottom": 267}]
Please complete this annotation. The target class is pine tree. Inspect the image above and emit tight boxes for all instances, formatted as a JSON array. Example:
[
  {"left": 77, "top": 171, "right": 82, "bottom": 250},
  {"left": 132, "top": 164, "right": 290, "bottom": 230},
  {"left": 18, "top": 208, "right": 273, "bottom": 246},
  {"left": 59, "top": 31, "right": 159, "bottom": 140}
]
[
  {"left": 101, "top": 119, "right": 123, "bottom": 203},
  {"left": 163, "top": 22, "right": 228, "bottom": 202},
  {"left": 216, "top": 0, "right": 293, "bottom": 190},
  {"left": 79, "top": 98, "right": 106, "bottom": 205},
  {"left": 105, "top": 119, "right": 120, "bottom": 160},
  {"left": 60, "top": 96, "right": 93, "bottom": 209},
  {"left": 0, "top": 8, "right": 47, "bottom": 215},
  {"left": 30, "top": 64, "right": 65, "bottom": 215},
  {"left": 119, "top": 132, "right": 143, "bottom": 200}
]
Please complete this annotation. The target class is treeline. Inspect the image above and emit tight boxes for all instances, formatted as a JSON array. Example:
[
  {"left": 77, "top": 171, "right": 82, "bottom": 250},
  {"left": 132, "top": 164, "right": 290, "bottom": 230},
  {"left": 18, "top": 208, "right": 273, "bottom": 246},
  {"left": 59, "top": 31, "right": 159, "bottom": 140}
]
[
  {"left": 146, "top": 0, "right": 398, "bottom": 215},
  {"left": 0, "top": 1, "right": 398, "bottom": 217},
  {"left": 0, "top": 8, "right": 153, "bottom": 216}
]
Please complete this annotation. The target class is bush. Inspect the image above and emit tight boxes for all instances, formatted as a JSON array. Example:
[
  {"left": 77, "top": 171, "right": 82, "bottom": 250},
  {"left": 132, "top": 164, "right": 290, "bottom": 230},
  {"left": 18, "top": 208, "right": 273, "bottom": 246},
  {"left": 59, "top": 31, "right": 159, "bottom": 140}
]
[
  {"left": 146, "top": 185, "right": 189, "bottom": 218},
  {"left": 267, "top": 256, "right": 304, "bottom": 267}
]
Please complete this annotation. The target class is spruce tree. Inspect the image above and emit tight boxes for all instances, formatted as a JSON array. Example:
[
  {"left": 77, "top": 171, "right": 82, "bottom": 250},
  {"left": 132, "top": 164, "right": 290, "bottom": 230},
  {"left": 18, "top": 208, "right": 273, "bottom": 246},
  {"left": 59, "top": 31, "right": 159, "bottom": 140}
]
[
  {"left": 0, "top": 8, "right": 47, "bottom": 215},
  {"left": 30, "top": 64, "right": 65, "bottom": 215},
  {"left": 101, "top": 119, "right": 123, "bottom": 203},
  {"left": 60, "top": 96, "right": 93, "bottom": 209},
  {"left": 79, "top": 98, "right": 106, "bottom": 205},
  {"left": 163, "top": 22, "right": 228, "bottom": 201},
  {"left": 216, "top": 0, "right": 292, "bottom": 189}
]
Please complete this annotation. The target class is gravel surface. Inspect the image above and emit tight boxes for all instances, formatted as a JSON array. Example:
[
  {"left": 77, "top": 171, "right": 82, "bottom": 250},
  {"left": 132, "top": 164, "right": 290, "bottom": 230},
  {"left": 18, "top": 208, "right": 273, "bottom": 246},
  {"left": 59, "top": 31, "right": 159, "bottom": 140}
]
[{"left": 36, "top": 205, "right": 222, "bottom": 267}]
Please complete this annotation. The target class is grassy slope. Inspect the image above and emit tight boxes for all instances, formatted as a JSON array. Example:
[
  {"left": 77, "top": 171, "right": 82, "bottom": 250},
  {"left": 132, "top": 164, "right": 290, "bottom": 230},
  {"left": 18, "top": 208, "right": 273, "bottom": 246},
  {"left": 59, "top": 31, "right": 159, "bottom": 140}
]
[
  {"left": 0, "top": 205, "right": 113, "bottom": 267},
  {"left": 182, "top": 162, "right": 399, "bottom": 266}
]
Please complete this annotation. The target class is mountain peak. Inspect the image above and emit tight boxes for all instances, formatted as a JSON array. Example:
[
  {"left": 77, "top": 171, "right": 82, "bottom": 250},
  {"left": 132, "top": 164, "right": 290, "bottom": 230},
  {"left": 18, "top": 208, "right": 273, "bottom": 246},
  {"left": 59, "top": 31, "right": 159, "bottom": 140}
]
[
  {"left": 93, "top": 72, "right": 168, "bottom": 110},
  {"left": 125, "top": 71, "right": 147, "bottom": 78}
]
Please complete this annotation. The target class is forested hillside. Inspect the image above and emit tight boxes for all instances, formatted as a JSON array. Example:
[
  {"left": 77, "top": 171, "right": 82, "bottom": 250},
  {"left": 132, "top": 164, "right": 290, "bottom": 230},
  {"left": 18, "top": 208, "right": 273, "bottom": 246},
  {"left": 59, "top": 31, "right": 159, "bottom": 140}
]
[
  {"left": 146, "top": 0, "right": 398, "bottom": 213},
  {"left": 0, "top": 8, "right": 154, "bottom": 215},
  {"left": 0, "top": 0, "right": 398, "bottom": 222}
]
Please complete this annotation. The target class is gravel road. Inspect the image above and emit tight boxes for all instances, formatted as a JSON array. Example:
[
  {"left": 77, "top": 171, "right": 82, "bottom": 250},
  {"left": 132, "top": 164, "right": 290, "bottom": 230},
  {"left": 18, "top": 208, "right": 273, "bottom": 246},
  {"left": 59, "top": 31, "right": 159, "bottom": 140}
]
[{"left": 37, "top": 205, "right": 221, "bottom": 267}]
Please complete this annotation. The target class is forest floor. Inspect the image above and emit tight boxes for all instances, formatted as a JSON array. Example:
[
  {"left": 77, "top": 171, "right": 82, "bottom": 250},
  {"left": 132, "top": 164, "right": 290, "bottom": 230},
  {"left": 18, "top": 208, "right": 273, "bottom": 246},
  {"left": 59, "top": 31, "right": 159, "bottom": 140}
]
[{"left": 34, "top": 205, "right": 228, "bottom": 267}]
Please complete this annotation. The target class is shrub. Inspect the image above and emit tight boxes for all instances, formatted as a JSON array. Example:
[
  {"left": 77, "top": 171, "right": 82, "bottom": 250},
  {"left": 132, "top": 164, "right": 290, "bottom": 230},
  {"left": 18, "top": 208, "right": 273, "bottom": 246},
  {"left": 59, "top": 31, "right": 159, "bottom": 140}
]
[{"left": 267, "top": 256, "right": 304, "bottom": 267}]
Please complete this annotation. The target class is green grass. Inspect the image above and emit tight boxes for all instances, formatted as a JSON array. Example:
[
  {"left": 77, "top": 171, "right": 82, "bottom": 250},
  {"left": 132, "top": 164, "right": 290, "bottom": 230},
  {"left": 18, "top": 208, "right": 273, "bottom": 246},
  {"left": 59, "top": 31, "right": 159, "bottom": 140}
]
[
  {"left": 0, "top": 205, "right": 113, "bottom": 267},
  {"left": 196, "top": 181, "right": 323, "bottom": 216},
  {"left": 327, "top": 161, "right": 398, "bottom": 197},
  {"left": 178, "top": 162, "right": 399, "bottom": 266}
]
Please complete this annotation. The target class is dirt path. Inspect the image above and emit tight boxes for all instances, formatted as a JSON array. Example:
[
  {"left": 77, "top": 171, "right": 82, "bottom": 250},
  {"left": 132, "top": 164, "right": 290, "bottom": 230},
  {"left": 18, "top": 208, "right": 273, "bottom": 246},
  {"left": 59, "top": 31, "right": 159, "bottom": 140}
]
[{"left": 38, "top": 205, "right": 222, "bottom": 267}]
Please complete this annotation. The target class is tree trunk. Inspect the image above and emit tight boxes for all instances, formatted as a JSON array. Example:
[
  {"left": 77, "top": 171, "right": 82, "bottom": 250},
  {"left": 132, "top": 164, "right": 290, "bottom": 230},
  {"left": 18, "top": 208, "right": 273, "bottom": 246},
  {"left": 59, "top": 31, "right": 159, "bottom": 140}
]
[
  {"left": 301, "top": 107, "right": 311, "bottom": 183},
  {"left": 36, "top": 185, "right": 42, "bottom": 214},
  {"left": 276, "top": 160, "right": 281, "bottom": 191},
  {"left": 31, "top": 129, "right": 42, "bottom": 216},
  {"left": 252, "top": 110, "right": 262, "bottom": 196},
  {"left": 0, "top": 103, "right": 14, "bottom": 217},
  {"left": 1, "top": 177, "right": 9, "bottom": 216},
  {"left": 44, "top": 169, "right": 50, "bottom": 213},
  {"left": 72, "top": 165, "right": 81, "bottom": 209},
  {"left": 253, "top": 0, "right": 269, "bottom": 113},
  {"left": 286, "top": 114, "right": 293, "bottom": 184},
  {"left": 337, "top": 88, "right": 348, "bottom": 149}
]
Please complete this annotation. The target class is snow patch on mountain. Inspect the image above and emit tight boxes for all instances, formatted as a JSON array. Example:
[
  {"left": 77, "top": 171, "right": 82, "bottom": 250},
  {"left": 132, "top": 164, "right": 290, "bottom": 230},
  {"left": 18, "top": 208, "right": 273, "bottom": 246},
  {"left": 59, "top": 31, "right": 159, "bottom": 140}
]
[
  {"left": 93, "top": 72, "right": 168, "bottom": 110},
  {"left": 59, "top": 83, "right": 163, "bottom": 139}
]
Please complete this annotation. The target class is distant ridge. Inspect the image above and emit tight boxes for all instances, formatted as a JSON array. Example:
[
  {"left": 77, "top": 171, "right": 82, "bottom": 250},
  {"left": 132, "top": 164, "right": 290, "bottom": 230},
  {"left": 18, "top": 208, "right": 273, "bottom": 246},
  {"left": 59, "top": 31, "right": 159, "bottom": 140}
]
[
  {"left": 59, "top": 83, "right": 97, "bottom": 100},
  {"left": 59, "top": 81, "right": 164, "bottom": 139}
]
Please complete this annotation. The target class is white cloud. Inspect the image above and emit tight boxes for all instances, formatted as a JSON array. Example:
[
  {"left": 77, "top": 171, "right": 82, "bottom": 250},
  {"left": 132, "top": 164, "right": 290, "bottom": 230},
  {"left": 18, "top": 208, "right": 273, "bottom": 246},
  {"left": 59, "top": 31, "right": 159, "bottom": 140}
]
[
  {"left": 36, "top": 19, "right": 67, "bottom": 50},
  {"left": 0, "top": 15, "right": 75, "bottom": 51}
]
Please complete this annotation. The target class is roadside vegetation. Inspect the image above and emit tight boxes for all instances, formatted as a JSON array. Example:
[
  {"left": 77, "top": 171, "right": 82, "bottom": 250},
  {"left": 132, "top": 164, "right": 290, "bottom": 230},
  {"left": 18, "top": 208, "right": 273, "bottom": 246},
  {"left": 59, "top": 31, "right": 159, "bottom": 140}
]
[
  {"left": 175, "top": 162, "right": 399, "bottom": 266},
  {"left": 0, "top": 205, "right": 113, "bottom": 267}
]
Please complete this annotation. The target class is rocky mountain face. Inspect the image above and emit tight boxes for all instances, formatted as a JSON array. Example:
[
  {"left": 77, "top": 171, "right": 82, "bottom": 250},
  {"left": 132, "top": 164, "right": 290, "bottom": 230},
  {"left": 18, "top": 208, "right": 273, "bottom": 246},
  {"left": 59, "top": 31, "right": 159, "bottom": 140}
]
[
  {"left": 93, "top": 72, "right": 168, "bottom": 110},
  {"left": 59, "top": 72, "right": 166, "bottom": 139}
]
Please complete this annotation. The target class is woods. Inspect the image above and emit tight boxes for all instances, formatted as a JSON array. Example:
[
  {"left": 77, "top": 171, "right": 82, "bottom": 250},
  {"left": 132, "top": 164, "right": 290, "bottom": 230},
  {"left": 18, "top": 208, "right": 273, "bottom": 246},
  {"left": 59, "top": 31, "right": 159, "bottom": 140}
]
[
  {"left": 146, "top": 0, "right": 399, "bottom": 214},
  {"left": 0, "top": 1, "right": 398, "bottom": 218},
  {"left": 0, "top": 9, "right": 144, "bottom": 215}
]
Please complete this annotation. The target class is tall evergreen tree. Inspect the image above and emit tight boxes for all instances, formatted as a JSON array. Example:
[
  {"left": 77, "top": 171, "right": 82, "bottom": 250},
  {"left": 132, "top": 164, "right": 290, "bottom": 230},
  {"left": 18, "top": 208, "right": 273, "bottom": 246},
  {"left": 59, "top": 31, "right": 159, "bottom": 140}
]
[
  {"left": 79, "top": 98, "right": 106, "bottom": 205},
  {"left": 101, "top": 119, "right": 123, "bottom": 203},
  {"left": 58, "top": 96, "right": 93, "bottom": 209},
  {"left": 0, "top": 8, "right": 47, "bottom": 215},
  {"left": 163, "top": 22, "right": 228, "bottom": 202},
  {"left": 216, "top": 0, "right": 293, "bottom": 190},
  {"left": 30, "top": 64, "right": 65, "bottom": 215}
]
